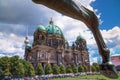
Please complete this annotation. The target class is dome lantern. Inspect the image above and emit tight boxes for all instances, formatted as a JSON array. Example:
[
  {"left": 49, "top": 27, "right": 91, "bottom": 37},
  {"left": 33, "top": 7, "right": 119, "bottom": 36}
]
[{"left": 49, "top": 17, "right": 53, "bottom": 24}]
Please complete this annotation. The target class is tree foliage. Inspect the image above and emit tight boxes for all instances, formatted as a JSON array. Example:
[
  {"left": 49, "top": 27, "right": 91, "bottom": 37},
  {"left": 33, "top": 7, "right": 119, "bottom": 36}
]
[
  {"left": 72, "top": 65, "right": 78, "bottom": 73},
  {"left": 92, "top": 63, "right": 99, "bottom": 72},
  {"left": 36, "top": 63, "right": 44, "bottom": 76},
  {"left": 0, "top": 55, "right": 35, "bottom": 79},
  {"left": 10, "top": 56, "right": 25, "bottom": 77},
  {"left": 19, "top": 59, "right": 29, "bottom": 76},
  {"left": 45, "top": 63, "right": 52, "bottom": 75},
  {"left": 91, "top": 65, "right": 96, "bottom": 72},
  {"left": 14, "top": 62, "right": 25, "bottom": 78},
  {"left": 27, "top": 63, "right": 35, "bottom": 77},
  {"left": 2, "top": 69, "right": 11, "bottom": 77},
  {"left": 0, "top": 56, "right": 11, "bottom": 77},
  {"left": 66, "top": 64, "right": 73, "bottom": 73},
  {"left": 78, "top": 65, "right": 84, "bottom": 72},
  {"left": 52, "top": 64, "right": 60, "bottom": 74},
  {"left": 83, "top": 66, "right": 87, "bottom": 72},
  {"left": 60, "top": 65, "right": 66, "bottom": 74}
]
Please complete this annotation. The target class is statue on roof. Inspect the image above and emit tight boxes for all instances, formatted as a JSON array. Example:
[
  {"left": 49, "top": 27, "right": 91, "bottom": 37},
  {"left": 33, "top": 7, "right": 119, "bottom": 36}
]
[{"left": 32, "top": 0, "right": 118, "bottom": 78}]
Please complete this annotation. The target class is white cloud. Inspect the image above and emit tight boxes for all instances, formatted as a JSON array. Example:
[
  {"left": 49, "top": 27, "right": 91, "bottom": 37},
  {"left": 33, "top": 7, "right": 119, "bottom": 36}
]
[
  {"left": 89, "top": 26, "right": 120, "bottom": 63},
  {"left": 101, "top": 26, "right": 120, "bottom": 48},
  {"left": 0, "top": 0, "right": 120, "bottom": 66},
  {"left": 0, "top": 33, "right": 24, "bottom": 57}
]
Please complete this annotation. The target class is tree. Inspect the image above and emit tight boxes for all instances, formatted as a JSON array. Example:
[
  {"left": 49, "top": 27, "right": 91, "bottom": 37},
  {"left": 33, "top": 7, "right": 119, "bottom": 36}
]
[
  {"left": 36, "top": 63, "right": 44, "bottom": 76},
  {"left": 78, "top": 65, "right": 84, "bottom": 72},
  {"left": 52, "top": 64, "right": 60, "bottom": 74},
  {"left": 0, "top": 56, "right": 36, "bottom": 78},
  {"left": 96, "top": 65, "right": 100, "bottom": 72},
  {"left": 10, "top": 55, "right": 20, "bottom": 77},
  {"left": 19, "top": 59, "right": 30, "bottom": 76},
  {"left": 66, "top": 64, "right": 73, "bottom": 73},
  {"left": 91, "top": 65, "right": 96, "bottom": 72},
  {"left": 27, "top": 63, "right": 35, "bottom": 77},
  {"left": 9, "top": 56, "right": 25, "bottom": 78},
  {"left": 0, "top": 56, "right": 11, "bottom": 77},
  {"left": 92, "top": 63, "right": 99, "bottom": 72},
  {"left": 2, "top": 69, "right": 11, "bottom": 77},
  {"left": 83, "top": 66, "right": 87, "bottom": 72},
  {"left": 92, "top": 63, "right": 98, "bottom": 67},
  {"left": 19, "top": 59, "right": 36, "bottom": 77},
  {"left": 72, "top": 65, "right": 78, "bottom": 73},
  {"left": 45, "top": 63, "right": 52, "bottom": 75},
  {"left": 14, "top": 62, "right": 25, "bottom": 78},
  {"left": 60, "top": 65, "right": 66, "bottom": 74}
]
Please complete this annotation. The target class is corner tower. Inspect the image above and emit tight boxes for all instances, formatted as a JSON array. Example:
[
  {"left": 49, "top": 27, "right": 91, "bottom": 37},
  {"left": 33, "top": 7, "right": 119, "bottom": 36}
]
[{"left": 33, "top": 24, "right": 46, "bottom": 46}]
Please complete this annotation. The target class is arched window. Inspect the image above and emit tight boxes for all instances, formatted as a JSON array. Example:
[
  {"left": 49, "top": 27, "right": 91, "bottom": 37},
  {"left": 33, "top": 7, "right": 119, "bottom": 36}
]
[
  {"left": 39, "top": 35, "right": 42, "bottom": 39},
  {"left": 42, "top": 35, "right": 44, "bottom": 40},
  {"left": 50, "top": 55, "right": 55, "bottom": 60},
  {"left": 41, "top": 53, "right": 45, "bottom": 59}
]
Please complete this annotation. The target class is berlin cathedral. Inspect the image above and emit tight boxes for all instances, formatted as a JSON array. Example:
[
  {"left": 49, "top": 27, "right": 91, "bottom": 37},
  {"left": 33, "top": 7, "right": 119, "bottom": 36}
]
[{"left": 24, "top": 18, "right": 90, "bottom": 71}]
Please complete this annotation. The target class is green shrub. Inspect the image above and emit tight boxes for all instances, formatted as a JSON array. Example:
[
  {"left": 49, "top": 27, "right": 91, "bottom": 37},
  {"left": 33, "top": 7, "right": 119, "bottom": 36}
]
[
  {"left": 52, "top": 64, "right": 60, "bottom": 74},
  {"left": 66, "top": 64, "right": 73, "bottom": 73},
  {"left": 72, "top": 64, "right": 78, "bottom": 73},
  {"left": 36, "top": 63, "right": 44, "bottom": 76},
  {"left": 78, "top": 65, "right": 84, "bottom": 72},
  {"left": 60, "top": 65, "right": 66, "bottom": 74},
  {"left": 45, "top": 63, "right": 52, "bottom": 75}
]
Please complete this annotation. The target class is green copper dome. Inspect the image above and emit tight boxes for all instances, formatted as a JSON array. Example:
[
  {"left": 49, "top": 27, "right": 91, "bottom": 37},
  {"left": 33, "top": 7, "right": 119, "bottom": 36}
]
[
  {"left": 46, "top": 22, "right": 63, "bottom": 36},
  {"left": 37, "top": 25, "right": 46, "bottom": 31},
  {"left": 76, "top": 34, "right": 84, "bottom": 41}
]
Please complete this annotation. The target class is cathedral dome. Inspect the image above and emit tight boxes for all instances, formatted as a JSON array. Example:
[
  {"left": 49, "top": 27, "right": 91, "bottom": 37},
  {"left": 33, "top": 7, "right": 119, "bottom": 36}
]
[
  {"left": 36, "top": 25, "right": 46, "bottom": 31},
  {"left": 76, "top": 34, "right": 84, "bottom": 41},
  {"left": 46, "top": 19, "right": 63, "bottom": 37}
]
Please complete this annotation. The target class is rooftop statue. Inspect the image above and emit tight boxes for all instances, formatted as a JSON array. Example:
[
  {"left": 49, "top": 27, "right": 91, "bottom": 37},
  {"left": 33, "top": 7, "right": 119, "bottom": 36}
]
[{"left": 32, "top": 0, "right": 118, "bottom": 78}]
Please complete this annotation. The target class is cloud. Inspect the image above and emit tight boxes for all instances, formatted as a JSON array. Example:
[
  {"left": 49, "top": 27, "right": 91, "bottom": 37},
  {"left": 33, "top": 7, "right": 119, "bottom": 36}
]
[
  {"left": 0, "top": 33, "right": 24, "bottom": 57},
  {"left": 101, "top": 26, "right": 120, "bottom": 49},
  {"left": 0, "top": 32, "right": 33, "bottom": 58},
  {"left": 0, "top": 0, "right": 119, "bottom": 65},
  {"left": 89, "top": 26, "right": 120, "bottom": 64}
]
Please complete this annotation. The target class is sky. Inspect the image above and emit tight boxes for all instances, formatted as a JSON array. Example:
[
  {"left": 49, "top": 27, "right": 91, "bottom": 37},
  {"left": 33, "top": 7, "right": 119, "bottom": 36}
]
[{"left": 0, "top": 0, "right": 120, "bottom": 64}]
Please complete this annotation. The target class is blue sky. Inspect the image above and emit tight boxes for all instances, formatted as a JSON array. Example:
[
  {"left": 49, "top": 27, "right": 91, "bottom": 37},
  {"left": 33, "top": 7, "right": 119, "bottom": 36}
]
[
  {"left": 92, "top": 0, "right": 120, "bottom": 30},
  {"left": 0, "top": 0, "right": 120, "bottom": 64}
]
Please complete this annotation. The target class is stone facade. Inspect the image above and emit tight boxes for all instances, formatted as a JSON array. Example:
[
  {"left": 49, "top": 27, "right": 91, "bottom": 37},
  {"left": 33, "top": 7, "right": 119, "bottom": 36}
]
[{"left": 24, "top": 19, "right": 90, "bottom": 71}]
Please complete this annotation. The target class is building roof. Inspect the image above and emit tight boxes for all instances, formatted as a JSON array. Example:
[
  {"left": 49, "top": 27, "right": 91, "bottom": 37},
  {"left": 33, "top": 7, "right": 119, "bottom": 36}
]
[
  {"left": 76, "top": 34, "right": 84, "bottom": 41},
  {"left": 46, "top": 20, "right": 63, "bottom": 37},
  {"left": 37, "top": 25, "right": 46, "bottom": 31}
]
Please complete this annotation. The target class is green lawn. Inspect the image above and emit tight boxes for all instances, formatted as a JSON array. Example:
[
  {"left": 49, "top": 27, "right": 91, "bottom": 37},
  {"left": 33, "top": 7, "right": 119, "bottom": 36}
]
[{"left": 51, "top": 74, "right": 120, "bottom": 80}]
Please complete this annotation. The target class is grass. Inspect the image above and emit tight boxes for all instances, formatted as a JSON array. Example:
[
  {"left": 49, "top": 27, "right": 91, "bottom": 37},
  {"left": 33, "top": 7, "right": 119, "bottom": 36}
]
[{"left": 51, "top": 74, "right": 120, "bottom": 80}]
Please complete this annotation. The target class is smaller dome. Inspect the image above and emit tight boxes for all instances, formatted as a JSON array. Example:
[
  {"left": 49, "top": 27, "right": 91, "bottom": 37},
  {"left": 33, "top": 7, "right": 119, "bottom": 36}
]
[
  {"left": 37, "top": 25, "right": 46, "bottom": 31},
  {"left": 76, "top": 34, "right": 84, "bottom": 41}
]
